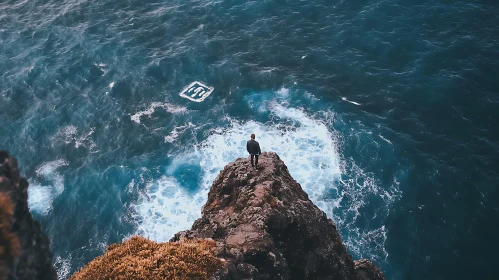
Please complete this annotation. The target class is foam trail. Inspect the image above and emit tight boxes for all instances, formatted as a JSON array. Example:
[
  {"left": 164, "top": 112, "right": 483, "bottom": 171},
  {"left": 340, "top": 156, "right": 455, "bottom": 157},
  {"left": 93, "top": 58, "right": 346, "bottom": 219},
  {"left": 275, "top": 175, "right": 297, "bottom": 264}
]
[
  {"left": 164, "top": 122, "right": 195, "bottom": 143},
  {"left": 131, "top": 102, "right": 187, "bottom": 124},
  {"left": 379, "top": 135, "right": 393, "bottom": 144},
  {"left": 341, "top": 97, "right": 361, "bottom": 106}
]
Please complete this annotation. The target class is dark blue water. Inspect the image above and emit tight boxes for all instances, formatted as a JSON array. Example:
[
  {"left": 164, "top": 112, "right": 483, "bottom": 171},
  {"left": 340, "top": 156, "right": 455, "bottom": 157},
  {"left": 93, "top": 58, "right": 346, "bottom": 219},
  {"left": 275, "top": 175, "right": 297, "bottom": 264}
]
[{"left": 1, "top": 0, "right": 498, "bottom": 279}]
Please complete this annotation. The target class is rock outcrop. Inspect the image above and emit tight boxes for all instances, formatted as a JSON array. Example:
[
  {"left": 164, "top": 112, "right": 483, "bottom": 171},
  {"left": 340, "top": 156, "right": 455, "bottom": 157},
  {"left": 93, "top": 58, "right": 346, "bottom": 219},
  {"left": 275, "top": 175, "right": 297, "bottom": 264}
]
[
  {"left": 0, "top": 151, "right": 384, "bottom": 280},
  {"left": 171, "top": 152, "right": 384, "bottom": 280},
  {"left": 0, "top": 151, "right": 57, "bottom": 280},
  {"left": 354, "top": 259, "right": 385, "bottom": 280}
]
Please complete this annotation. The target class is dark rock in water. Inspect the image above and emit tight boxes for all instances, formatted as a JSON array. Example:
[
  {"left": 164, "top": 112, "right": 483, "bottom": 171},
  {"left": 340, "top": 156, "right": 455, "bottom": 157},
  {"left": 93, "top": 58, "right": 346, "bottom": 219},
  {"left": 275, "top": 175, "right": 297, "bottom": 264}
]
[
  {"left": 0, "top": 151, "right": 57, "bottom": 280},
  {"left": 172, "top": 152, "right": 385, "bottom": 280}
]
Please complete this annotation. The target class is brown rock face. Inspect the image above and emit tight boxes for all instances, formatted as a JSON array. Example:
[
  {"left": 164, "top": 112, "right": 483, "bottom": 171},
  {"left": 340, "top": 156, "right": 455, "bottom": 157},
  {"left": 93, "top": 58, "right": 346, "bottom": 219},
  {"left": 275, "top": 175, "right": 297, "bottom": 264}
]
[
  {"left": 172, "top": 152, "right": 385, "bottom": 280},
  {"left": 0, "top": 151, "right": 384, "bottom": 280},
  {"left": 0, "top": 151, "right": 57, "bottom": 280}
]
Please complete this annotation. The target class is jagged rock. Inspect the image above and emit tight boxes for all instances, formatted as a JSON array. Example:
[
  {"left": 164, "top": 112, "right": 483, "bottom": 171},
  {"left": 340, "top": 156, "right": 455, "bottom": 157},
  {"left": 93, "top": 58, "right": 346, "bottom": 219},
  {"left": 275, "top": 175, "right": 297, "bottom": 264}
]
[
  {"left": 0, "top": 151, "right": 384, "bottom": 280},
  {"left": 0, "top": 151, "right": 57, "bottom": 280},
  {"left": 354, "top": 259, "right": 385, "bottom": 280},
  {"left": 171, "top": 152, "right": 385, "bottom": 280}
]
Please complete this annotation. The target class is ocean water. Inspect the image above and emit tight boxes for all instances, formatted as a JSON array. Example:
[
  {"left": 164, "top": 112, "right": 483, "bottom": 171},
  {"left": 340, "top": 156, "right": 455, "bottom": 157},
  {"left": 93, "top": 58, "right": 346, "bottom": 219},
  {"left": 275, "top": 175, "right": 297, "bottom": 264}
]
[{"left": 1, "top": 0, "right": 498, "bottom": 279}]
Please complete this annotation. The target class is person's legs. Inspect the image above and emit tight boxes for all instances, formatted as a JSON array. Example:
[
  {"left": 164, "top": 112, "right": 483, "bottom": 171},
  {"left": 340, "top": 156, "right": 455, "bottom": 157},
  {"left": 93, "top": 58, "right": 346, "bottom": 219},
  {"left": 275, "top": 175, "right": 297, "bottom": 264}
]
[
  {"left": 255, "top": 155, "right": 259, "bottom": 167},
  {"left": 250, "top": 155, "right": 254, "bottom": 167}
]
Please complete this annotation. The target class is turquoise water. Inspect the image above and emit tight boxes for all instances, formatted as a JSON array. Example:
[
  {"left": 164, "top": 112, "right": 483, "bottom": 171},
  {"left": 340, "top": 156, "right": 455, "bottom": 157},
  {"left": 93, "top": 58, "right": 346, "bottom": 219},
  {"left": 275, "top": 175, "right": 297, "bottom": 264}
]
[{"left": 1, "top": 0, "right": 498, "bottom": 279}]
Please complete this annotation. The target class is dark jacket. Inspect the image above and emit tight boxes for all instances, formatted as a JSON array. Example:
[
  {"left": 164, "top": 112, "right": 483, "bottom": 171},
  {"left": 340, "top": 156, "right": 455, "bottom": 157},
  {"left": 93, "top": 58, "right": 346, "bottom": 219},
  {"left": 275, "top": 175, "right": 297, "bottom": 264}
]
[{"left": 246, "top": 139, "right": 261, "bottom": 155}]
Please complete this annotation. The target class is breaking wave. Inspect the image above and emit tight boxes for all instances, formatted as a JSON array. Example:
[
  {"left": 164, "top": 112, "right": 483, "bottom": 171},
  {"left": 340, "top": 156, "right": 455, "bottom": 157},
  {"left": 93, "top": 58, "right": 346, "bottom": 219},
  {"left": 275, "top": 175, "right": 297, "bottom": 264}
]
[{"left": 130, "top": 92, "right": 399, "bottom": 261}]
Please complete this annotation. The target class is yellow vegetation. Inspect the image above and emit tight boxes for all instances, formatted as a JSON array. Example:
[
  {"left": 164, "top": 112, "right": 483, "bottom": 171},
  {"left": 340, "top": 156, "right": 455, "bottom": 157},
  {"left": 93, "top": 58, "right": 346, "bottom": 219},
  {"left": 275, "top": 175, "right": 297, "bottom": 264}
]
[{"left": 70, "top": 236, "right": 223, "bottom": 280}]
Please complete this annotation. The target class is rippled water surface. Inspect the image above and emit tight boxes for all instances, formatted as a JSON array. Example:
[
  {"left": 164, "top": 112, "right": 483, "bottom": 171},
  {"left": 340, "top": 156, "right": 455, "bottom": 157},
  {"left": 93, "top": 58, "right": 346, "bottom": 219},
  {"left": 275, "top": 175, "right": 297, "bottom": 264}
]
[{"left": 1, "top": 0, "right": 498, "bottom": 279}]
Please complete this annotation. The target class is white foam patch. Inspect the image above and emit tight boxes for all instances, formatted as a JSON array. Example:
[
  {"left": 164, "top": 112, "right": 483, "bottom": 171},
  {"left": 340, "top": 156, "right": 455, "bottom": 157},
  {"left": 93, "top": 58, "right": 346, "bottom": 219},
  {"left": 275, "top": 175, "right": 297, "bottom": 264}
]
[
  {"left": 131, "top": 102, "right": 187, "bottom": 124},
  {"left": 109, "top": 82, "right": 115, "bottom": 88},
  {"left": 54, "top": 255, "right": 71, "bottom": 280},
  {"left": 94, "top": 63, "right": 108, "bottom": 76},
  {"left": 27, "top": 185, "right": 53, "bottom": 215},
  {"left": 131, "top": 175, "right": 205, "bottom": 241},
  {"left": 35, "top": 159, "right": 68, "bottom": 195},
  {"left": 50, "top": 126, "right": 98, "bottom": 152},
  {"left": 164, "top": 122, "right": 195, "bottom": 143},
  {"left": 304, "top": 91, "right": 319, "bottom": 101},
  {"left": 344, "top": 226, "right": 389, "bottom": 261},
  {"left": 336, "top": 160, "right": 400, "bottom": 261},
  {"left": 51, "top": 125, "right": 78, "bottom": 145},
  {"left": 276, "top": 87, "right": 290, "bottom": 97},
  {"left": 28, "top": 160, "right": 68, "bottom": 215},
  {"left": 341, "top": 97, "right": 361, "bottom": 106},
  {"left": 75, "top": 128, "right": 96, "bottom": 150}
]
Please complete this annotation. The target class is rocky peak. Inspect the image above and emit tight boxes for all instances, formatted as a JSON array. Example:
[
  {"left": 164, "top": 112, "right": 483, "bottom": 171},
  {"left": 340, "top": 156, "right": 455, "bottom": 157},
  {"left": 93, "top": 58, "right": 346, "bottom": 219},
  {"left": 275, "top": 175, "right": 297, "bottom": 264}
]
[
  {"left": 0, "top": 151, "right": 384, "bottom": 280},
  {"left": 172, "top": 152, "right": 384, "bottom": 280}
]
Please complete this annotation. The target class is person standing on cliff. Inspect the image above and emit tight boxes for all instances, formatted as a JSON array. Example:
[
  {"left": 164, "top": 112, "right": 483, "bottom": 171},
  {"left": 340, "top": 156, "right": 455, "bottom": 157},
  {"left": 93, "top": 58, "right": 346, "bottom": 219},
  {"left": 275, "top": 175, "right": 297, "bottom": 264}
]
[{"left": 246, "top": 134, "right": 261, "bottom": 169}]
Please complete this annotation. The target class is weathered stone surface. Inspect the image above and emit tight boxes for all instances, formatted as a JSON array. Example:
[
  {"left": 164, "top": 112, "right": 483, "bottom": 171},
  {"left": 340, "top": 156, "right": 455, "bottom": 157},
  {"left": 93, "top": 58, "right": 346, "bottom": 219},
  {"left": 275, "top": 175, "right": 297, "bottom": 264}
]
[
  {"left": 171, "top": 152, "right": 385, "bottom": 280},
  {"left": 0, "top": 151, "right": 57, "bottom": 280},
  {"left": 0, "top": 151, "right": 384, "bottom": 280},
  {"left": 354, "top": 259, "right": 385, "bottom": 280}
]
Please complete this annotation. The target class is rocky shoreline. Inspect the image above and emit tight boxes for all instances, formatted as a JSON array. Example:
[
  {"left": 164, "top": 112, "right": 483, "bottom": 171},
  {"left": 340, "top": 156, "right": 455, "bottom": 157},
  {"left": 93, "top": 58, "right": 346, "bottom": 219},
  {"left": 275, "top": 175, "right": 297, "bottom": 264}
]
[
  {"left": 0, "top": 151, "right": 384, "bottom": 280},
  {"left": 0, "top": 151, "right": 57, "bottom": 280}
]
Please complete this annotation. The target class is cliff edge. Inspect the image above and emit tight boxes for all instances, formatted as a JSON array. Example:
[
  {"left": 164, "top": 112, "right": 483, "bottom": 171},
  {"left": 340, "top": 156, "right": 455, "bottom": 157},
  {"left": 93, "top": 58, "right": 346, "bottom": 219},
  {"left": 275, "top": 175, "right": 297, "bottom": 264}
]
[
  {"left": 0, "top": 151, "right": 57, "bottom": 280},
  {"left": 0, "top": 151, "right": 384, "bottom": 280},
  {"left": 171, "top": 152, "right": 384, "bottom": 280}
]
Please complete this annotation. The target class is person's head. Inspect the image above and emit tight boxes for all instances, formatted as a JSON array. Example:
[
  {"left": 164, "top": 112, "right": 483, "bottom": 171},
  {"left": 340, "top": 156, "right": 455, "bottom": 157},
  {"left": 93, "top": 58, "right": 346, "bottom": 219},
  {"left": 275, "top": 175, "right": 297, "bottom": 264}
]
[{"left": 251, "top": 134, "right": 255, "bottom": 139}]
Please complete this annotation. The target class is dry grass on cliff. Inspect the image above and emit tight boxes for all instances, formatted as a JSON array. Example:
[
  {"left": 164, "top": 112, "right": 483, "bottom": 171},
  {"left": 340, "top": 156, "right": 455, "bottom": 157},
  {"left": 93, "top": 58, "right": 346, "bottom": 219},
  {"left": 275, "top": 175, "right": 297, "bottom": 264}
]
[{"left": 70, "top": 237, "right": 223, "bottom": 280}]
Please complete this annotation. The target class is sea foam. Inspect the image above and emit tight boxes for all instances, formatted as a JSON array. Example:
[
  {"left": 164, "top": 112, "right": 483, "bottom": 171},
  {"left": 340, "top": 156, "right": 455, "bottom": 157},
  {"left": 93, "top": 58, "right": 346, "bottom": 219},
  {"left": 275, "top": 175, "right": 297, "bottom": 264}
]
[
  {"left": 131, "top": 92, "right": 398, "bottom": 261},
  {"left": 130, "top": 100, "right": 342, "bottom": 240},
  {"left": 131, "top": 102, "right": 187, "bottom": 124},
  {"left": 28, "top": 159, "right": 68, "bottom": 215}
]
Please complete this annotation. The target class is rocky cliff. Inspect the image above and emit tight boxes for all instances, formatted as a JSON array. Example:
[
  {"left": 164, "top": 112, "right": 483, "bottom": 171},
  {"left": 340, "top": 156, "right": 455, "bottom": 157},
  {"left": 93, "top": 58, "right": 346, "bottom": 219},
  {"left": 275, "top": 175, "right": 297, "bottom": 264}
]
[
  {"left": 0, "top": 151, "right": 57, "bottom": 280},
  {"left": 0, "top": 151, "right": 384, "bottom": 280},
  {"left": 171, "top": 152, "right": 384, "bottom": 280}
]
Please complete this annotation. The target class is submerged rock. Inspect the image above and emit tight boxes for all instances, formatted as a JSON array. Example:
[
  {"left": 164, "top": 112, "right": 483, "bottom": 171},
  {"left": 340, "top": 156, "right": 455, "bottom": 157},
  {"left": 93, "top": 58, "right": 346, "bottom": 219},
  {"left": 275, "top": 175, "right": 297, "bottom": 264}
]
[
  {"left": 172, "top": 152, "right": 385, "bottom": 280},
  {"left": 0, "top": 151, "right": 57, "bottom": 280}
]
